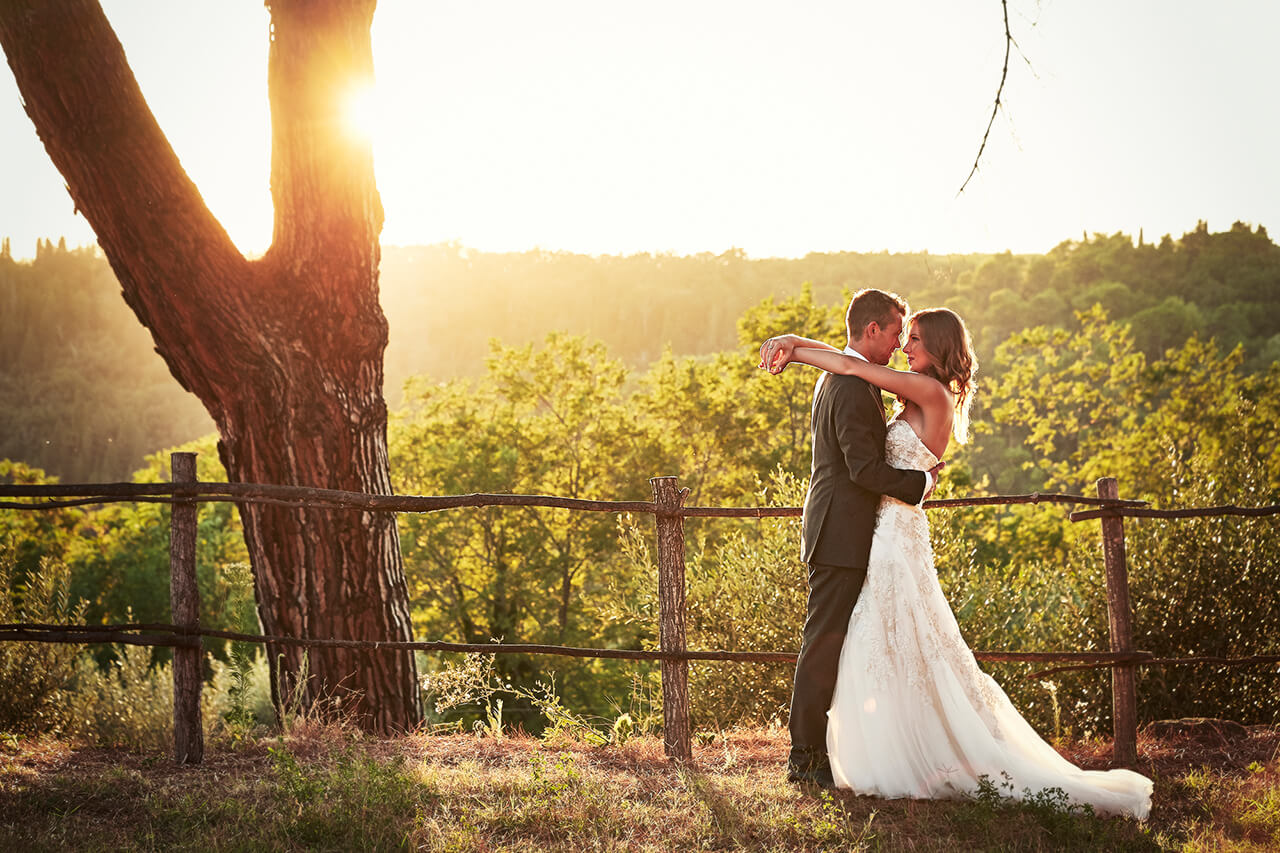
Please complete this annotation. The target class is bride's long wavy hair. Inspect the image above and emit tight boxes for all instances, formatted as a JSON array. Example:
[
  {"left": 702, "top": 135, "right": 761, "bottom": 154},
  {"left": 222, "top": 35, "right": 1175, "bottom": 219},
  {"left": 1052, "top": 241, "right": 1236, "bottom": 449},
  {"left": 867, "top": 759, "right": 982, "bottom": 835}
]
[{"left": 907, "top": 308, "right": 978, "bottom": 443}]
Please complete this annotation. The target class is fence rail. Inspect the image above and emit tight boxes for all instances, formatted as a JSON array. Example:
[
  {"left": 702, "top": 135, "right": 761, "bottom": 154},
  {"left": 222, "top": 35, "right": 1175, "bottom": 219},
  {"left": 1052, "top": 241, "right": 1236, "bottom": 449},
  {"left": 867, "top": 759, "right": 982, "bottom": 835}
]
[
  {"left": 0, "top": 621, "right": 1175, "bottom": 667},
  {"left": 1071, "top": 504, "right": 1280, "bottom": 521},
  {"left": 0, "top": 481, "right": 1150, "bottom": 514},
  {"left": 2, "top": 453, "right": 1278, "bottom": 767}
]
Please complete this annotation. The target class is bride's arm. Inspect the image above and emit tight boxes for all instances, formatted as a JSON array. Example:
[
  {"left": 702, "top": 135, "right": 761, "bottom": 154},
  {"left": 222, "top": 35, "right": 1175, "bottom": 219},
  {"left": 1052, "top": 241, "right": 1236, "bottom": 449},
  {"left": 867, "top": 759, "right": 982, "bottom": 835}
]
[
  {"left": 757, "top": 333, "right": 839, "bottom": 370},
  {"left": 786, "top": 346, "right": 951, "bottom": 410}
]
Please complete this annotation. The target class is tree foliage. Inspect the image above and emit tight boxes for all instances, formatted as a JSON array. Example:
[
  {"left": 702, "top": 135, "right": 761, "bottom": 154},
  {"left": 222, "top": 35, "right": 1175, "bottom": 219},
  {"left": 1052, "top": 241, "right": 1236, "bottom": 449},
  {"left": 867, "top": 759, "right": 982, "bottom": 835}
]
[
  {"left": 983, "top": 313, "right": 1280, "bottom": 727},
  {"left": 7, "top": 222, "right": 1278, "bottom": 488},
  {"left": 4, "top": 224, "right": 1279, "bottom": 734},
  {"left": 390, "top": 335, "right": 664, "bottom": 721}
]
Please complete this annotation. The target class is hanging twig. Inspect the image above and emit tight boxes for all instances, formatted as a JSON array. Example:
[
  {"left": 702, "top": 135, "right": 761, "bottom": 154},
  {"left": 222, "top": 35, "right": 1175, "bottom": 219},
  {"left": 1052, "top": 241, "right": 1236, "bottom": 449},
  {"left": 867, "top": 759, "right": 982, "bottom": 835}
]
[{"left": 958, "top": 0, "right": 1012, "bottom": 195}]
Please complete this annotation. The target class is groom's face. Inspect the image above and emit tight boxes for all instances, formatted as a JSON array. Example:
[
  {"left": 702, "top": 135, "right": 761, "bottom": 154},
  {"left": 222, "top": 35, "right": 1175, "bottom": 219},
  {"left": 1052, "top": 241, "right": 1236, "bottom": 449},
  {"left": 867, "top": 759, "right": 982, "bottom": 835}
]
[{"left": 864, "top": 315, "right": 905, "bottom": 365}]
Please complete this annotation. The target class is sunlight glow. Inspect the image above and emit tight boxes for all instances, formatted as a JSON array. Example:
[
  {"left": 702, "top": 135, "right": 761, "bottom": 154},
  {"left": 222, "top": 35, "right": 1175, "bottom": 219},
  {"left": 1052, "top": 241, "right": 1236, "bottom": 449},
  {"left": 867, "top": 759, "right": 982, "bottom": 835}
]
[
  {"left": 4, "top": 1, "right": 1277, "bottom": 260},
  {"left": 342, "top": 82, "right": 381, "bottom": 143}
]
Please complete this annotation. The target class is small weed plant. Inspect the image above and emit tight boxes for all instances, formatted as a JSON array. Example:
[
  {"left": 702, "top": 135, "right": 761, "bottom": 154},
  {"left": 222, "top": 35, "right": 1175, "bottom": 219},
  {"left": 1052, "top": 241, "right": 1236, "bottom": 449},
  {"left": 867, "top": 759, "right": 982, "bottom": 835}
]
[{"left": 422, "top": 653, "right": 633, "bottom": 745}]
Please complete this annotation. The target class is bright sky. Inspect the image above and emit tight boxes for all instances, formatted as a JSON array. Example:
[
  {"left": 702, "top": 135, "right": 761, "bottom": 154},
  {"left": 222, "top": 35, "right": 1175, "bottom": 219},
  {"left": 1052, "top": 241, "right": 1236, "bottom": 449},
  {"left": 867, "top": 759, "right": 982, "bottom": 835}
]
[{"left": 3, "top": 0, "right": 1278, "bottom": 260}]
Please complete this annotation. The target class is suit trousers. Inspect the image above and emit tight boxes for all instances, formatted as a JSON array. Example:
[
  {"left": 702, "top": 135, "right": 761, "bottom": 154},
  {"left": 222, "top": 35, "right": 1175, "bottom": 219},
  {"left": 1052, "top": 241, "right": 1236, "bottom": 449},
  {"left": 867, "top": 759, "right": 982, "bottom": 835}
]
[{"left": 787, "top": 560, "right": 867, "bottom": 769}]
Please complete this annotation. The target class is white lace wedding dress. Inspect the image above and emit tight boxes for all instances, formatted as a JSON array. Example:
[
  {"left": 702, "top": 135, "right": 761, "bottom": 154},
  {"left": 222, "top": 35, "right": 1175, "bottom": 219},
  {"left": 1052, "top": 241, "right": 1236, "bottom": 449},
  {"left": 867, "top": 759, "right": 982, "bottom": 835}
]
[{"left": 827, "top": 419, "right": 1153, "bottom": 819}]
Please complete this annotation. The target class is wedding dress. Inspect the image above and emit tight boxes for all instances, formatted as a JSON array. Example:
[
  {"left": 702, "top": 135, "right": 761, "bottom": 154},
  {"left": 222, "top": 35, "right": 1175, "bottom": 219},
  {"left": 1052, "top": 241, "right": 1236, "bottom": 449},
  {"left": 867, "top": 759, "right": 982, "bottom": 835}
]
[{"left": 826, "top": 419, "right": 1153, "bottom": 819}]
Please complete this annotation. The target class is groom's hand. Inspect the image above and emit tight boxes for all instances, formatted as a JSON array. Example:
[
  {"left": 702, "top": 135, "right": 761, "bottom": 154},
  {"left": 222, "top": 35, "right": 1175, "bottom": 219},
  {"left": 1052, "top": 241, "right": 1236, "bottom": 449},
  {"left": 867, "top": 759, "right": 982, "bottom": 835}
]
[{"left": 923, "top": 461, "right": 945, "bottom": 500}]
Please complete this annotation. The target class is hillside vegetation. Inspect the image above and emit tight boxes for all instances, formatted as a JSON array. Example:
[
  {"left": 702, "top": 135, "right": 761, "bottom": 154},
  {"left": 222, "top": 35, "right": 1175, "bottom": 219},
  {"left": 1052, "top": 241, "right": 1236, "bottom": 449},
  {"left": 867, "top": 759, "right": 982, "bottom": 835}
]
[{"left": 4, "top": 221, "right": 1277, "bottom": 483}]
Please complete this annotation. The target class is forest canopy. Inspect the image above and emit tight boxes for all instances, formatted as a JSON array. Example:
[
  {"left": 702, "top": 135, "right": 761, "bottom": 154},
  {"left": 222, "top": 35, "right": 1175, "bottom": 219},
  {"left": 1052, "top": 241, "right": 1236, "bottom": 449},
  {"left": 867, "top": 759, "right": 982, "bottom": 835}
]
[{"left": 3, "top": 220, "right": 1276, "bottom": 484}]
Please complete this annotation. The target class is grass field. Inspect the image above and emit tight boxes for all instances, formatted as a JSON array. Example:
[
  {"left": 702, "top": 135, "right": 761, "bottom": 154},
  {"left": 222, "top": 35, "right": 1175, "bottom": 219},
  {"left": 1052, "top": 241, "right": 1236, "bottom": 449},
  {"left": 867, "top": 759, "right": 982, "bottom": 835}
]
[{"left": 3, "top": 724, "right": 1278, "bottom": 851}]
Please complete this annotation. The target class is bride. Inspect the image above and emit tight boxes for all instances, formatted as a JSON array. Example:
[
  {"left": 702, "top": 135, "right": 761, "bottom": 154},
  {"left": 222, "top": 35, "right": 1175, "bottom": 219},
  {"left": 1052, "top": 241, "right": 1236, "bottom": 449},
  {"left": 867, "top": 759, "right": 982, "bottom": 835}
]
[{"left": 760, "top": 308, "right": 1152, "bottom": 819}]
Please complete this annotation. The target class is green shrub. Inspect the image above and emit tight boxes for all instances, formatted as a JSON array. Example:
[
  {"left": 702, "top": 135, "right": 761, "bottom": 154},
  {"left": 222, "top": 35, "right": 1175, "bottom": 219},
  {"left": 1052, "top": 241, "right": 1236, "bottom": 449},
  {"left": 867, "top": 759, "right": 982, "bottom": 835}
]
[
  {"left": 0, "top": 550, "right": 87, "bottom": 734},
  {"left": 1124, "top": 447, "right": 1280, "bottom": 725},
  {"left": 64, "top": 639, "right": 176, "bottom": 750},
  {"left": 615, "top": 469, "right": 807, "bottom": 728},
  {"left": 60, "top": 633, "right": 232, "bottom": 750}
]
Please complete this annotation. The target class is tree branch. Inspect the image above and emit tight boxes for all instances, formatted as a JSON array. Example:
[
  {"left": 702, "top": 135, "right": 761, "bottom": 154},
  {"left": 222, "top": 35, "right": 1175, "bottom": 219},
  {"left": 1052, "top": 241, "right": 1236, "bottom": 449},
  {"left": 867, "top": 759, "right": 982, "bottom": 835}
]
[
  {"left": 958, "top": 0, "right": 1013, "bottom": 196},
  {"left": 0, "top": 0, "right": 255, "bottom": 401}
]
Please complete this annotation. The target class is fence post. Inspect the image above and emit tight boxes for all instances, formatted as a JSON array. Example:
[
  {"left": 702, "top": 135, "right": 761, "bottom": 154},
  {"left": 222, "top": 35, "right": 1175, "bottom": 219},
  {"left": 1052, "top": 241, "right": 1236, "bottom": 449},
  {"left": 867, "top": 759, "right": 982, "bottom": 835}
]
[
  {"left": 1097, "top": 477, "right": 1137, "bottom": 767},
  {"left": 650, "top": 476, "right": 691, "bottom": 761},
  {"left": 170, "top": 452, "right": 203, "bottom": 765}
]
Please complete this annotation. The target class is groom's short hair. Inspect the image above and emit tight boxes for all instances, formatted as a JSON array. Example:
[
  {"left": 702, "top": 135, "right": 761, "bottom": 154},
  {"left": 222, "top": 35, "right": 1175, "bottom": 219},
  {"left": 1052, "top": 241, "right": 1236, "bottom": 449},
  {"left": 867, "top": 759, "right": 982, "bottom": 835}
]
[{"left": 847, "top": 289, "right": 909, "bottom": 340}]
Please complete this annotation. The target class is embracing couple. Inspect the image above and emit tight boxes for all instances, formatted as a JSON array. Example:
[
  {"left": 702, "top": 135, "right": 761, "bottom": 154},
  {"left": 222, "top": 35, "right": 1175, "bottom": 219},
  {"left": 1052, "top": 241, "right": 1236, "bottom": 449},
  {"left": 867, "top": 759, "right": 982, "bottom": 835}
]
[{"left": 759, "top": 288, "right": 1152, "bottom": 820}]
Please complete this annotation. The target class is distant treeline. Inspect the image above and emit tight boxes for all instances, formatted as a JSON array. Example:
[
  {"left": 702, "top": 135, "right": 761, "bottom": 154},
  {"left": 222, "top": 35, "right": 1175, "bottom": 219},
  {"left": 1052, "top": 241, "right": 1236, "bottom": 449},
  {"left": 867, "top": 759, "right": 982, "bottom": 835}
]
[
  {"left": 380, "top": 220, "right": 1280, "bottom": 384},
  {"left": 0, "top": 238, "right": 214, "bottom": 484},
  {"left": 2, "top": 221, "right": 1277, "bottom": 483}
]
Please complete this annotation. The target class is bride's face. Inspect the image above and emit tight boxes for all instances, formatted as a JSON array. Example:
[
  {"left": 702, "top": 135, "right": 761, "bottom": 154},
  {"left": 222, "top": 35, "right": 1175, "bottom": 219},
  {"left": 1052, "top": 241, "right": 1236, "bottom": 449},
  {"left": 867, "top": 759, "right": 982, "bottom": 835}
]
[{"left": 902, "top": 323, "right": 934, "bottom": 373}]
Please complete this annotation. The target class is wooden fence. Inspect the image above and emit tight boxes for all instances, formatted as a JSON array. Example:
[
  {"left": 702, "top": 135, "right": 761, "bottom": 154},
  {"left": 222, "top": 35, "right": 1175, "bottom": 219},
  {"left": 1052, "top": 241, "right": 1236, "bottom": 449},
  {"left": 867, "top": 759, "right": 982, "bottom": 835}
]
[{"left": 3, "top": 452, "right": 1279, "bottom": 768}]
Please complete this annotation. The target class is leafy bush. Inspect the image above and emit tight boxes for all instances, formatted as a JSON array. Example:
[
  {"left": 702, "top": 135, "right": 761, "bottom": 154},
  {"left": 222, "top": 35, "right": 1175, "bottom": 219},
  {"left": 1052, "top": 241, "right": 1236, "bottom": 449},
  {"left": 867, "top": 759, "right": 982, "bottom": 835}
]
[
  {"left": 989, "top": 316, "right": 1280, "bottom": 728},
  {"left": 1124, "top": 447, "right": 1280, "bottom": 724},
  {"left": 64, "top": 640, "right": 177, "bottom": 750},
  {"left": 58, "top": 635, "right": 239, "bottom": 750},
  {"left": 0, "top": 550, "right": 87, "bottom": 734},
  {"left": 1, "top": 544, "right": 257, "bottom": 746},
  {"left": 614, "top": 469, "right": 807, "bottom": 728},
  {"left": 682, "top": 471, "right": 809, "bottom": 728}
]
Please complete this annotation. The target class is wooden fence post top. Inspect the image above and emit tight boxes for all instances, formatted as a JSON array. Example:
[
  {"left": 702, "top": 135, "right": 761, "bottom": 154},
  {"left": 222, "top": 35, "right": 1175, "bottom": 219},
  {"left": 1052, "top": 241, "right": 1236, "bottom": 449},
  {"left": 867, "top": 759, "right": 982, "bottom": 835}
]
[
  {"left": 649, "top": 475, "right": 684, "bottom": 496},
  {"left": 649, "top": 477, "right": 690, "bottom": 511}
]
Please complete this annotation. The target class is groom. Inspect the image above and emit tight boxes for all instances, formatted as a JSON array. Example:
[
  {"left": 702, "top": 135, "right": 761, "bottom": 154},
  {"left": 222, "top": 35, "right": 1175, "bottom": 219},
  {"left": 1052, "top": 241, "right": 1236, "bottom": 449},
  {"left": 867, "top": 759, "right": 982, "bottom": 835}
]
[{"left": 785, "top": 288, "right": 943, "bottom": 788}]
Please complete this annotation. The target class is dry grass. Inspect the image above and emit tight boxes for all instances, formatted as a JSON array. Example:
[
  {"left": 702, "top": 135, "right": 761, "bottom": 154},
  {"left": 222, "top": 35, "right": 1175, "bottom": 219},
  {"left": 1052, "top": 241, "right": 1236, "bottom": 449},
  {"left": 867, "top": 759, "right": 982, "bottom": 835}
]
[{"left": 3, "top": 724, "right": 1278, "bottom": 851}]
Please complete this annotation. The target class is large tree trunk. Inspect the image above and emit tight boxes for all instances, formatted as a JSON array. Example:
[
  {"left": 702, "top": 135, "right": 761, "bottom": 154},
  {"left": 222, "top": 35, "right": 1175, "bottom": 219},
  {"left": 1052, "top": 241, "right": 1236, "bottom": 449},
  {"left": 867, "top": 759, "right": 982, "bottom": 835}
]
[{"left": 0, "top": 0, "right": 422, "bottom": 731}]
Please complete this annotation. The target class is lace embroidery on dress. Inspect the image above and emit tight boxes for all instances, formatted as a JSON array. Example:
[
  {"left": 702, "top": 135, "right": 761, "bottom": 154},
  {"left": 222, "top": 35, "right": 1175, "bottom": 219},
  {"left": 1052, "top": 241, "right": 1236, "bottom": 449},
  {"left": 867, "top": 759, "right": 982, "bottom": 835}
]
[{"left": 855, "top": 421, "right": 1005, "bottom": 723}]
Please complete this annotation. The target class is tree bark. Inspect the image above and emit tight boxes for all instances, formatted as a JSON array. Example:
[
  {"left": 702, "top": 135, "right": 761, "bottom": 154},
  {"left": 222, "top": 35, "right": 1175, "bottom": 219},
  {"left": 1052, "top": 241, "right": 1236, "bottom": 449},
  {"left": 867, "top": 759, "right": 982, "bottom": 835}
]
[{"left": 0, "top": 0, "right": 421, "bottom": 731}]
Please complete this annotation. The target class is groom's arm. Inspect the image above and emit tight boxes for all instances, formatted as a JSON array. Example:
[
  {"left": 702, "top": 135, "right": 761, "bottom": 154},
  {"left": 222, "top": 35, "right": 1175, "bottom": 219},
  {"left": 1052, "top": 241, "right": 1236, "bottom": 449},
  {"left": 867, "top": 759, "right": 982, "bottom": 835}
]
[{"left": 830, "top": 377, "right": 928, "bottom": 505}]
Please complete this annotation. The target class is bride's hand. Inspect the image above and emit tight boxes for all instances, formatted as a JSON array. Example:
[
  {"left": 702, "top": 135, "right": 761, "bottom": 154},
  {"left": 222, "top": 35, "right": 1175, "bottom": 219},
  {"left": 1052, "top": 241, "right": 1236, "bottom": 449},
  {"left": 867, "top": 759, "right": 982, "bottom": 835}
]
[
  {"left": 923, "top": 460, "right": 945, "bottom": 500},
  {"left": 758, "top": 335, "right": 796, "bottom": 374}
]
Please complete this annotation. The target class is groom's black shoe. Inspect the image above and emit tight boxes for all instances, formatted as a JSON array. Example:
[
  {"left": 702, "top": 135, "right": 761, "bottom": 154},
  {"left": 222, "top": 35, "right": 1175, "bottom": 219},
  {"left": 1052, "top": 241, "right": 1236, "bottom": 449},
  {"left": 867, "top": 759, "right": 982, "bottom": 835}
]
[
  {"left": 787, "top": 764, "right": 836, "bottom": 789},
  {"left": 787, "top": 750, "right": 836, "bottom": 789}
]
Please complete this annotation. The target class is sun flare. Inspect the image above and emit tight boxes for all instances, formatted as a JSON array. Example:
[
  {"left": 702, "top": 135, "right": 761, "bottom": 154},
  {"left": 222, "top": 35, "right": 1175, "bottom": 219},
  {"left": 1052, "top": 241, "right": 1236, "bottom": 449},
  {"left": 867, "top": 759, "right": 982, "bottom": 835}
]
[{"left": 342, "top": 82, "right": 381, "bottom": 143}]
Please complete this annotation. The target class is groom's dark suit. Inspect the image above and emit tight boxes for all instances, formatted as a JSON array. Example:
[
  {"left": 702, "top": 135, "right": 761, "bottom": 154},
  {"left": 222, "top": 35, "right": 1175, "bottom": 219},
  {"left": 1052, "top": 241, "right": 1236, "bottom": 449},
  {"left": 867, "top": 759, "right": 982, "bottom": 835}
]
[{"left": 788, "top": 364, "right": 928, "bottom": 781}]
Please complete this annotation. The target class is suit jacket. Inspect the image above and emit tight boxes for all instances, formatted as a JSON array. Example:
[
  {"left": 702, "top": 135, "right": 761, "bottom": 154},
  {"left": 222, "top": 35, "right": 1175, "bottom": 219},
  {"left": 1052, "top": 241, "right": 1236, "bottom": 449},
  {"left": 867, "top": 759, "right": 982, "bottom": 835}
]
[{"left": 801, "top": 370, "right": 928, "bottom": 569}]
